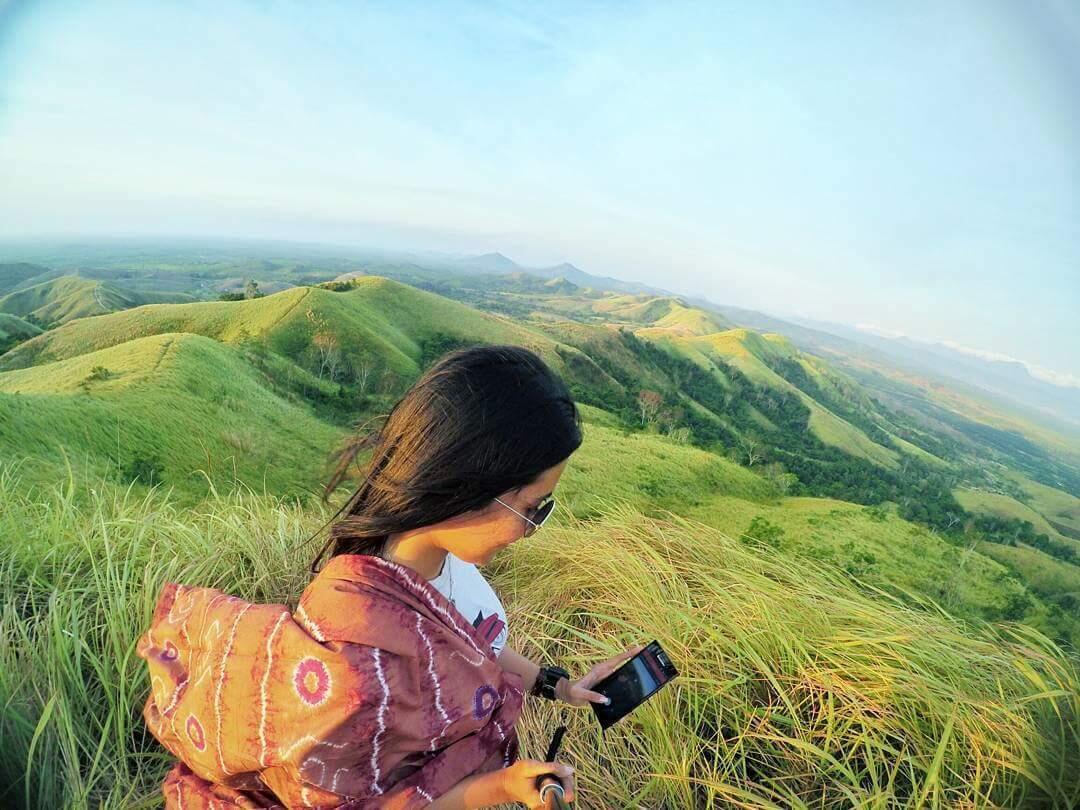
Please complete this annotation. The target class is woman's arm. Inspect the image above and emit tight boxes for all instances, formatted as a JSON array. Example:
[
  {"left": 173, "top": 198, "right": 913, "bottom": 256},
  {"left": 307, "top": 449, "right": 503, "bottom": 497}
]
[
  {"left": 496, "top": 643, "right": 540, "bottom": 693},
  {"left": 428, "top": 760, "right": 576, "bottom": 809},
  {"left": 496, "top": 643, "right": 570, "bottom": 701},
  {"left": 427, "top": 770, "right": 506, "bottom": 810},
  {"left": 500, "top": 643, "right": 646, "bottom": 709}
]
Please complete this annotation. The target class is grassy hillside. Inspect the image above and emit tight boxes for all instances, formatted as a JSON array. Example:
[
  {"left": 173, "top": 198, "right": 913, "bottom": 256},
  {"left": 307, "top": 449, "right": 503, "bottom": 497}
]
[
  {"left": 0, "top": 278, "right": 571, "bottom": 377},
  {"left": 0, "top": 312, "right": 41, "bottom": 354},
  {"left": 642, "top": 327, "right": 901, "bottom": 468},
  {"left": 1008, "top": 470, "right": 1080, "bottom": 539},
  {"left": 3, "top": 474, "right": 1077, "bottom": 808},
  {"left": 955, "top": 487, "right": 1078, "bottom": 550},
  {"left": 954, "top": 487, "right": 1080, "bottom": 630},
  {"left": 835, "top": 354, "right": 1080, "bottom": 495},
  {"left": 0, "top": 275, "right": 194, "bottom": 328},
  {"left": 0, "top": 261, "right": 52, "bottom": 294},
  {"left": 500, "top": 505, "right": 1080, "bottom": 808},
  {"left": 0, "top": 332, "right": 342, "bottom": 498},
  {"left": 681, "top": 495, "right": 1035, "bottom": 626},
  {"left": 977, "top": 543, "right": 1080, "bottom": 602}
]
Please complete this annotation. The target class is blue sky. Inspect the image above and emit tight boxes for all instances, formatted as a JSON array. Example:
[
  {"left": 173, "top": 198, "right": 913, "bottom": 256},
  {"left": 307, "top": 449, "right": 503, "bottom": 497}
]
[{"left": 1, "top": 1, "right": 1078, "bottom": 384}]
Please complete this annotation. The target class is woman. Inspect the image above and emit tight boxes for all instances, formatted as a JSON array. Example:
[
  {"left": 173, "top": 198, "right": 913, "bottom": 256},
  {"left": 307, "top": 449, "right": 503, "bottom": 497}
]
[{"left": 138, "top": 344, "right": 643, "bottom": 808}]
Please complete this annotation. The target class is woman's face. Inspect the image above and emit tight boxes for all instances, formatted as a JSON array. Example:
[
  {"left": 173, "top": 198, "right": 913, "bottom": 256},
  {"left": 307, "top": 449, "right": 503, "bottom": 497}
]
[{"left": 437, "top": 458, "right": 570, "bottom": 565}]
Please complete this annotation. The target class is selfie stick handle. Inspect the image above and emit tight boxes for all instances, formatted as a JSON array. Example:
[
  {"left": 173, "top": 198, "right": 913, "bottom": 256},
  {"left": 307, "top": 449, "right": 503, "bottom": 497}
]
[
  {"left": 534, "top": 724, "right": 571, "bottom": 806},
  {"left": 538, "top": 779, "right": 571, "bottom": 810}
]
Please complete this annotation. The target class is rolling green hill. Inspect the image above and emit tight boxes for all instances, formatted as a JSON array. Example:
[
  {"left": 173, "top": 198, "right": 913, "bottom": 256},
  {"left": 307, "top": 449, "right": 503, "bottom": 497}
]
[
  {"left": 0, "top": 312, "right": 41, "bottom": 353},
  {"left": 637, "top": 327, "right": 903, "bottom": 468},
  {"left": 954, "top": 486, "right": 1080, "bottom": 619},
  {"left": 0, "top": 261, "right": 53, "bottom": 294},
  {"left": 0, "top": 275, "right": 195, "bottom": 329},
  {"left": 0, "top": 278, "right": 571, "bottom": 376},
  {"left": 1008, "top": 470, "right": 1080, "bottom": 539},
  {"left": 0, "top": 332, "right": 342, "bottom": 498},
  {"left": 955, "top": 487, "right": 1078, "bottom": 550}
]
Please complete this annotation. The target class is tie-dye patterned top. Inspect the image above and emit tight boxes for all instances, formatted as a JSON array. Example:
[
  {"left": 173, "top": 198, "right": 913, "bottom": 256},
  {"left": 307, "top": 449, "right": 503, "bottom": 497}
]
[
  {"left": 427, "top": 553, "right": 508, "bottom": 657},
  {"left": 137, "top": 552, "right": 525, "bottom": 808}
]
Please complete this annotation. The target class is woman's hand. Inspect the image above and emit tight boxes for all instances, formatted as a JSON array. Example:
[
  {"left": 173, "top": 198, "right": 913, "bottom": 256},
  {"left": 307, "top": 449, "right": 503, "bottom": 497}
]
[
  {"left": 556, "top": 644, "right": 646, "bottom": 708},
  {"left": 497, "top": 759, "right": 576, "bottom": 808}
]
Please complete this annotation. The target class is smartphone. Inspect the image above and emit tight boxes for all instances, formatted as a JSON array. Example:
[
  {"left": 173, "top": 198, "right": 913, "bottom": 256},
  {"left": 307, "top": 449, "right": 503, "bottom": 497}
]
[{"left": 590, "top": 640, "right": 679, "bottom": 730}]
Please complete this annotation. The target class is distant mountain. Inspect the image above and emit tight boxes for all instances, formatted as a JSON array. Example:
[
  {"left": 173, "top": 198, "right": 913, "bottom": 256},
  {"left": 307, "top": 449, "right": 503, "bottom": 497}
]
[
  {"left": 453, "top": 252, "right": 521, "bottom": 274},
  {"left": 788, "top": 317, "right": 1080, "bottom": 431},
  {"left": 448, "top": 252, "right": 663, "bottom": 296},
  {"left": 542, "top": 275, "right": 579, "bottom": 295},
  {"left": 529, "top": 261, "right": 659, "bottom": 295}
]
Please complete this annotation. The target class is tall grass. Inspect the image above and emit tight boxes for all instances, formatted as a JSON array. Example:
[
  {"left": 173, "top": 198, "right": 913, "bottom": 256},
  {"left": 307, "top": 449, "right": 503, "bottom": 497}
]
[
  {"left": 0, "top": 466, "right": 318, "bottom": 808},
  {"left": 2, "top": 464, "right": 1078, "bottom": 808},
  {"left": 495, "top": 505, "right": 1080, "bottom": 808}
]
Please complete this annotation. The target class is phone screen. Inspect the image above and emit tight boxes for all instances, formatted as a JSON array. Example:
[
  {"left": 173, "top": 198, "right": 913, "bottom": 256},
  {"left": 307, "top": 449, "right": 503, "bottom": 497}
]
[{"left": 590, "top": 640, "right": 678, "bottom": 730}]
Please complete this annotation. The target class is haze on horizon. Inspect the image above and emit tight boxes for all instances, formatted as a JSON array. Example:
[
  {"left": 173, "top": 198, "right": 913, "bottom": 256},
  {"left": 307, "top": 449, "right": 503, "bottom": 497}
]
[{"left": 1, "top": 1, "right": 1078, "bottom": 385}]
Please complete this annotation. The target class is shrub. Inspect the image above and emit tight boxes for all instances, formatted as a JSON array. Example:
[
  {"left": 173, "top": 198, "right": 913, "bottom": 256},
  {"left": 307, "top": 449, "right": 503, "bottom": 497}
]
[{"left": 742, "top": 515, "right": 785, "bottom": 549}]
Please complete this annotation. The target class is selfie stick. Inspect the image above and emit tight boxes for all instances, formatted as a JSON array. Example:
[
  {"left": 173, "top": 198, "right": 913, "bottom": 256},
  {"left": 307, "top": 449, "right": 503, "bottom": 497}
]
[
  {"left": 538, "top": 781, "right": 571, "bottom": 810},
  {"left": 535, "top": 725, "right": 571, "bottom": 808}
]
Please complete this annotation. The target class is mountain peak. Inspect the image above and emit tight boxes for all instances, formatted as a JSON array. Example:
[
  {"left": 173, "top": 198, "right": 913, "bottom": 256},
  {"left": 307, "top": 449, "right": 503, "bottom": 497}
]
[
  {"left": 549, "top": 262, "right": 581, "bottom": 274},
  {"left": 463, "top": 252, "right": 520, "bottom": 273}
]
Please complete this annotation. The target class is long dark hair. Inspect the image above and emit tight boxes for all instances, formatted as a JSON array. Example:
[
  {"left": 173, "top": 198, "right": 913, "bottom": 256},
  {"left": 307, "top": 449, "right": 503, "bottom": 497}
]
[{"left": 309, "top": 344, "right": 583, "bottom": 573}]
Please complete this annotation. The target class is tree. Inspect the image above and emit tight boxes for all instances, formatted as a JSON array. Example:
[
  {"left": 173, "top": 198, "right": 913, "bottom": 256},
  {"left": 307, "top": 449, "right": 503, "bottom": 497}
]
[
  {"left": 312, "top": 331, "right": 343, "bottom": 382},
  {"left": 379, "top": 368, "right": 400, "bottom": 395},
  {"left": 244, "top": 278, "right": 261, "bottom": 299},
  {"left": 353, "top": 353, "right": 376, "bottom": 393},
  {"left": 738, "top": 433, "right": 764, "bottom": 467},
  {"left": 658, "top": 405, "right": 684, "bottom": 433},
  {"left": 666, "top": 426, "right": 691, "bottom": 444},
  {"left": 760, "top": 462, "right": 797, "bottom": 495},
  {"left": 637, "top": 389, "right": 663, "bottom": 427},
  {"left": 743, "top": 516, "right": 784, "bottom": 549}
]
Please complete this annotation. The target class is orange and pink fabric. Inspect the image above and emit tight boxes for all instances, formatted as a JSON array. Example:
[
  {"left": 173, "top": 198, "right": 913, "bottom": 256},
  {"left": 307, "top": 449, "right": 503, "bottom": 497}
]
[{"left": 137, "top": 554, "right": 524, "bottom": 808}]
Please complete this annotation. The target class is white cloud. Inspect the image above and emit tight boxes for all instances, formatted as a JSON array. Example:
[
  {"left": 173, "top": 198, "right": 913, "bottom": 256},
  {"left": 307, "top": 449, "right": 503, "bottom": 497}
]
[
  {"left": 854, "top": 323, "right": 908, "bottom": 339},
  {"left": 1024, "top": 366, "right": 1080, "bottom": 390},
  {"left": 854, "top": 326, "right": 1080, "bottom": 390}
]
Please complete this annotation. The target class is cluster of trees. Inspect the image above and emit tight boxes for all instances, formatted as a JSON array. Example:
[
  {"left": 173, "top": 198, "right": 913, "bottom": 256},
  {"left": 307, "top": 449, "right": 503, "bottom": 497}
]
[
  {"left": 233, "top": 321, "right": 396, "bottom": 425},
  {"left": 418, "top": 332, "right": 482, "bottom": 370},
  {"left": 763, "top": 355, "right": 896, "bottom": 449},
  {"left": 971, "top": 514, "right": 1078, "bottom": 566},
  {"left": 573, "top": 328, "right": 1020, "bottom": 545},
  {"left": 916, "top": 395, "right": 1080, "bottom": 499},
  {"left": 0, "top": 335, "right": 21, "bottom": 356},
  {"left": 218, "top": 279, "right": 265, "bottom": 301}
]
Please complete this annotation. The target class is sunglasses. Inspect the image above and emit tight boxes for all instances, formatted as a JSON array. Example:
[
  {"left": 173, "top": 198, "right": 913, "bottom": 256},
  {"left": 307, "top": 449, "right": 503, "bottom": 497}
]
[{"left": 493, "top": 495, "right": 557, "bottom": 537}]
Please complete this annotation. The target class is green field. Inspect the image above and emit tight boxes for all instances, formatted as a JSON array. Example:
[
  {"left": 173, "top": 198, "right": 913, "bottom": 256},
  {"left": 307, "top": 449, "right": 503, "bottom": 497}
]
[{"left": 3, "top": 467, "right": 1079, "bottom": 808}]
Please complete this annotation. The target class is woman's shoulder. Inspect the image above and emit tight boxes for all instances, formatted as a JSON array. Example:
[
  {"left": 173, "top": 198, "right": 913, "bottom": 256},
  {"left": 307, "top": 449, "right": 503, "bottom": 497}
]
[
  {"left": 297, "top": 554, "right": 438, "bottom": 656},
  {"left": 446, "top": 554, "right": 505, "bottom": 610}
]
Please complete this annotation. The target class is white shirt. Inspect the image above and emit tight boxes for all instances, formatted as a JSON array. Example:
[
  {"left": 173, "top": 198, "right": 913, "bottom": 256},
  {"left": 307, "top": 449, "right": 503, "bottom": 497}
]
[{"left": 428, "top": 552, "right": 508, "bottom": 656}]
